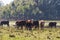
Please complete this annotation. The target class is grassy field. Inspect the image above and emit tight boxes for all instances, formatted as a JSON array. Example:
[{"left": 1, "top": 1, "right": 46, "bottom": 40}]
[
  {"left": 0, "top": 27, "right": 60, "bottom": 40},
  {"left": 0, "top": 21, "right": 60, "bottom": 40}
]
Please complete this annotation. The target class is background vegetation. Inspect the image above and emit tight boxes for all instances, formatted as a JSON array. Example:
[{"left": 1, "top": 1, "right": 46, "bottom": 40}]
[{"left": 0, "top": 0, "right": 60, "bottom": 20}]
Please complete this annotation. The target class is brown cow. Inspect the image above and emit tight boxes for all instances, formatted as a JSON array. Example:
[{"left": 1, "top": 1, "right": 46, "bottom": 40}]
[
  {"left": 16, "top": 20, "right": 26, "bottom": 29},
  {"left": 40, "top": 20, "right": 45, "bottom": 30}
]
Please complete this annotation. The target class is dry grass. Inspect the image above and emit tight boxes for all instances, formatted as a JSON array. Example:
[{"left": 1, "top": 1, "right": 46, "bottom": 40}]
[
  {"left": 0, "top": 26, "right": 60, "bottom": 40},
  {"left": 0, "top": 21, "right": 60, "bottom": 40}
]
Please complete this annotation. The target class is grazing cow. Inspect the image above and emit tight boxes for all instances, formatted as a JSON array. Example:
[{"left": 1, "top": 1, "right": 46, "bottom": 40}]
[
  {"left": 33, "top": 21, "right": 39, "bottom": 29},
  {"left": 0, "top": 21, "right": 9, "bottom": 26},
  {"left": 26, "top": 20, "right": 33, "bottom": 30},
  {"left": 40, "top": 20, "right": 45, "bottom": 30},
  {"left": 49, "top": 22, "right": 57, "bottom": 28},
  {"left": 16, "top": 20, "right": 26, "bottom": 29}
]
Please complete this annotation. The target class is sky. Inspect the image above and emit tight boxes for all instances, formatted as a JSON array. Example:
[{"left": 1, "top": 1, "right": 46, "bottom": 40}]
[{"left": 0, "top": 0, "right": 14, "bottom": 5}]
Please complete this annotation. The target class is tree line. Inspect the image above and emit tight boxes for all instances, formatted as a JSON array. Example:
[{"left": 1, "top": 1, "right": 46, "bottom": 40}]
[{"left": 0, "top": 0, "right": 60, "bottom": 20}]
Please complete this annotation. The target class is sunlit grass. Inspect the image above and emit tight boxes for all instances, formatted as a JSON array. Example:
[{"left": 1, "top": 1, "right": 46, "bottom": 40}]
[{"left": 0, "top": 26, "right": 60, "bottom": 40}]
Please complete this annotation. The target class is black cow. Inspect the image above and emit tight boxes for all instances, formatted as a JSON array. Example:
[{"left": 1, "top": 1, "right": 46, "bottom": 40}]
[
  {"left": 0, "top": 21, "right": 9, "bottom": 26},
  {"left": 26, "top": 20, "right": 33, "bottom": 30},
  {"left": 33, "top": 21, "right": 39, "bottom": 29},
  {"left": 16, "top": 20, "right": 26, "bottom": 29},
  {"left": 49, "top": 22, "right": 57, "bottom": 28}
]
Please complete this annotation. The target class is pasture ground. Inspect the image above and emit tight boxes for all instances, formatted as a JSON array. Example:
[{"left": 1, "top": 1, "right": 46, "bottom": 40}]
[
  {"left": 0, "top": 21, "right": 60, "bottom": 40},
  {"left": 0, "top": 27, "right": 60, "bottom": 40}
]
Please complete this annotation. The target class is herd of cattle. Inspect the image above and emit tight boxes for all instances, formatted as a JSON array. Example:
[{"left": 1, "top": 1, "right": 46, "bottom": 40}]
[{"left": 0, "top": 20, "right": 57, "bottom": 30}]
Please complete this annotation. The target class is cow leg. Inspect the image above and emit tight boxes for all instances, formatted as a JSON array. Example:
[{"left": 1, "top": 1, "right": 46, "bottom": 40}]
[
  {"left": 0, "top": 23, "right": 3, "bottom": 27},
  {"left": 27, "top": 26, "right": 29, "bottom": 30},
  {"left": 35, "top": 26, "right": 37, "bottom": 29},
  {"left": 37, "top": 26, "right": 39, "bottom": 29},
  {"left": 49, "top": 25, "right": 52, "bottom": 28},
  {"left": 17, "top": 26, "right": 20, "bottom": 29},
  {"left": 7, "top": 24, "right": 9, "bottom": 27},
  {"left": 50, "top": 26, "right": 52, "bottom": 28},
  {"left": 41, "top": 27, "right": 43, "bottom": 30},
  {"left": 55, "top": 25, "right": 56, "bottom": 28},
  {"left": 40, "top": 25, "right": 44, "bottom": 30},
  {"left": 29, "top": 26, "right": 32, "bottom": 30},
  {"left": 35, "top": 25, "right": 39, "bottom": 30},
  {"left": 21, "top": 26, "right": 23, "bottom": 30},
  {"left": 26, "top": 24, "right": 30, "bottom": 30},
  {"left": 26, "top": 26, "right": 28, "bottom": 30}
]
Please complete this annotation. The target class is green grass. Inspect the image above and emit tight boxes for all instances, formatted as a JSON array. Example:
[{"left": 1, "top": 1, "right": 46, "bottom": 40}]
[
  {"left": 0, "top": 21, "right": 60, "bottom": 40},
  {"left": 0, "top": 26, "right": 60, "bottom": 40}
]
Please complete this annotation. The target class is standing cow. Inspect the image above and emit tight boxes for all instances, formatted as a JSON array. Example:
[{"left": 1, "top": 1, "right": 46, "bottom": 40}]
[
  {"left": 33, "top": 21, "right": 39, "bottom": 29},
  {"left": 49, "top": 22, "right": 57, "bottom": 28},
  {"left": 16, "top": 20, "right": 26, "bottom": 29},
  {"left": 0, "top": 20, "right": 9, "bottom": 26},
  {"left": 40, "top": 20, "right": 45, "bottom": 30},
  {"left": 26, "top": 20, "right": 33, "bottom": 30}
]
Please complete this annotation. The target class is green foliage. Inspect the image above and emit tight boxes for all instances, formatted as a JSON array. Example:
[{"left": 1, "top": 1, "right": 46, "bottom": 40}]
[{"left": 0, "top": 0, "right": 59, "bottom": 20}]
